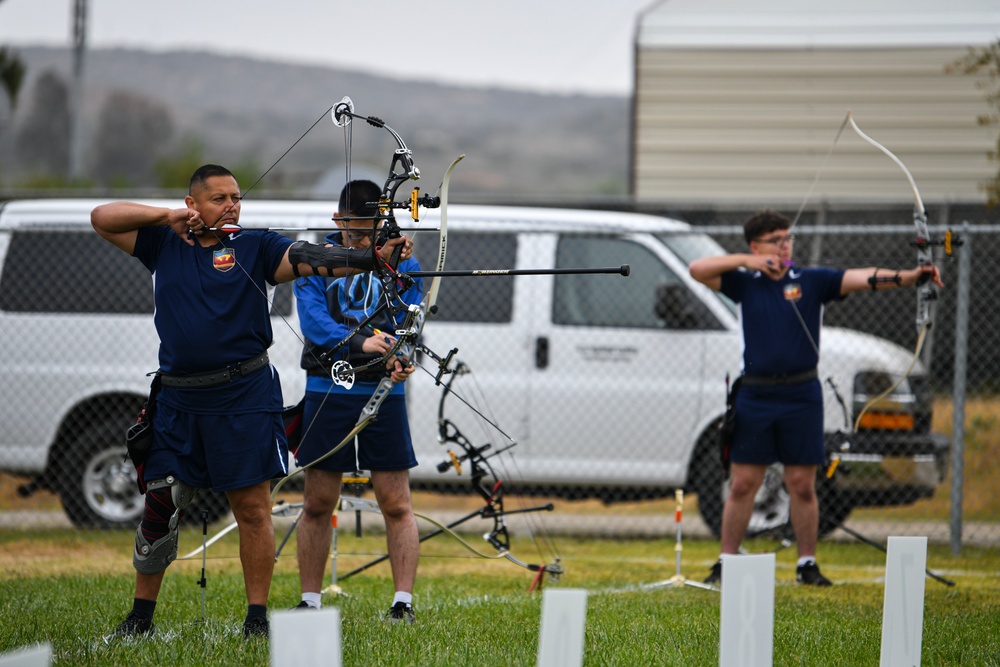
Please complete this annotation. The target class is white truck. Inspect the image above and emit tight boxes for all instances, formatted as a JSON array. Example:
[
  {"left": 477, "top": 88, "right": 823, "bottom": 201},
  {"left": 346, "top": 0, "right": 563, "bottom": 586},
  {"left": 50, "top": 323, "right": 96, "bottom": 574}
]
[{"left": 0, "top": 199, "right": 948, "bottom": 534}]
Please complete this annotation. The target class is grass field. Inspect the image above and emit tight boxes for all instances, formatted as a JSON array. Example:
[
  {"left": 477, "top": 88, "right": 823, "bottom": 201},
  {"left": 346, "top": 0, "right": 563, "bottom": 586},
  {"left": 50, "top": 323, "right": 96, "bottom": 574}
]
[
  {"left": 1, "top": 526, "right": 998, "bottom": 666},
  {"left": 0, "top": 395, "right": 997, "bottom": 664}
]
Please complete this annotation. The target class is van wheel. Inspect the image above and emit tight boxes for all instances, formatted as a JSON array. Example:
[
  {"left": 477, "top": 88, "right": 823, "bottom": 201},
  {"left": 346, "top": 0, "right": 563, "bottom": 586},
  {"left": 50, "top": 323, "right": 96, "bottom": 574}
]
[
  {"left": 55, "top": 419, "right": 231, "bottom": 529},
  {"left": 689, "top": 423, "right": 726, "bottom": 537},
  {"left": 815, "top": 475, "right": 855, "bottom": 537},
  {"left": 689, "top": 425, "right": 855, "bottom": 539},
  {"left": 56, "top": 421, "right": 145, "bottom": 528}
]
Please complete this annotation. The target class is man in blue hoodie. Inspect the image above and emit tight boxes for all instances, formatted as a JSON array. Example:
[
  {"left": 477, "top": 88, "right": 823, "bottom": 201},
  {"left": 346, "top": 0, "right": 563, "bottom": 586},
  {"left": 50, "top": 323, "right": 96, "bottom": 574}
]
[{"left": 292, "top": 180, "right": 423, "bottom": 623}]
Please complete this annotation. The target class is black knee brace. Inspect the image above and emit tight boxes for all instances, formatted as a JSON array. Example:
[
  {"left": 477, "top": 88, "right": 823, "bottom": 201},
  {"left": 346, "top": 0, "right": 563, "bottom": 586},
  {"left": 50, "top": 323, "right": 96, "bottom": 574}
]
[
  {"left": 132, "top": 478, "right": 199, "bottom": 575},
  {"left": 139, "top": 487, "right": 176, "bottom": 544}
]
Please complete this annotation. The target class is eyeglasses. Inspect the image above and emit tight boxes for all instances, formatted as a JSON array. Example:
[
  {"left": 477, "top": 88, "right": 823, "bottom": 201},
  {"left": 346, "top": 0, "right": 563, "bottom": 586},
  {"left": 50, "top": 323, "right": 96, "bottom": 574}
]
[
  {"left": 755, "top": 234, "right": 795, "bottom": 246},
  {"left": 345, "top": 230, "right": 373, "bottom": 242}
]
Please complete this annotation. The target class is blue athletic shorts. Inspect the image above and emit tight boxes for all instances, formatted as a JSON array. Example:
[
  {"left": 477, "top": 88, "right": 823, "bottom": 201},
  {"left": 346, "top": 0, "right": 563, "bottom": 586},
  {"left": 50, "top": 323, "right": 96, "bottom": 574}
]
[
  {"left": 731, "top": 380, "right": 825, "bottom": 466},
  {"left": 295, "top": 390, "right": 417, "bottom": 472},
  {"left": 145, "top": 402, "right": 289, "bottom": 492}
]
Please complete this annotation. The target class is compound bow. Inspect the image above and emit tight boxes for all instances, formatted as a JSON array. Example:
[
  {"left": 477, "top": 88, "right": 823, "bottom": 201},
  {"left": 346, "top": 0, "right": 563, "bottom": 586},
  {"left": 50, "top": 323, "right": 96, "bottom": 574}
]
[
  {"left": 332, "top": 354, "right": 564, "bottom": 589},
  {"left": 271, "top": 98, "right": 627, "bottom": 493}
]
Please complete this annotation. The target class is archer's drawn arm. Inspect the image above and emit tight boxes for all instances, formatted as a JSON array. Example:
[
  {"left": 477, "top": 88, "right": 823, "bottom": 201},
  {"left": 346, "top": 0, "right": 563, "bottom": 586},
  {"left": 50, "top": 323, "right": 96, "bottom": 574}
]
[{"left": 840, "top": 265, "right": 943, "bottom": 296}]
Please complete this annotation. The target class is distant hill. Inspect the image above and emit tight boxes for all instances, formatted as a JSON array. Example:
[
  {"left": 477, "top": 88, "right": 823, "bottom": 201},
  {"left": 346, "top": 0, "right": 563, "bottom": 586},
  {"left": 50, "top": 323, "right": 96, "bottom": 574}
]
[{"left": 8, "top": 46, "right": 630, "bottom": 200}]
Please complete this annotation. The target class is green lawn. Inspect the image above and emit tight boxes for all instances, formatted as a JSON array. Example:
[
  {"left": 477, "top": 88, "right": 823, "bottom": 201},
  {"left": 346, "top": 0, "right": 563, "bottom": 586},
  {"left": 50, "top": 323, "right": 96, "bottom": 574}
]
[{"left": 1, "top": 528, "right": 997, "bottom": 666}]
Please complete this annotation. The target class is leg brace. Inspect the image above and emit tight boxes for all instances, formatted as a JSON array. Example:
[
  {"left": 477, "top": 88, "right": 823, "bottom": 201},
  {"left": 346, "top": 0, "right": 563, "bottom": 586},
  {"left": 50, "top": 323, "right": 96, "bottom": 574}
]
[
  {"left": 132, "top": 475, "right": 199, "bottom": 575},
  {"left": 288, "top": 241, "right": 375, "bottom": 277}
]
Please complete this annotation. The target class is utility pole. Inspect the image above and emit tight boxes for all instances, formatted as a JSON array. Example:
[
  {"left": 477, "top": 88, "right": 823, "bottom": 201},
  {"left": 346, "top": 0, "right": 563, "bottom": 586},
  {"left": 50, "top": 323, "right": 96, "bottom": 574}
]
[{"left": 68, "top": 0, "right": 87, "bottom": 180}]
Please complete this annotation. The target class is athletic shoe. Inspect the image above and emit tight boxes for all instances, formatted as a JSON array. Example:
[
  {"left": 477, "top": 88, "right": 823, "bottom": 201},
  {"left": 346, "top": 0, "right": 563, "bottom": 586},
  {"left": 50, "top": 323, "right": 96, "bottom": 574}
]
[
  {"left": 291, "top": 601, "right": 318, "bottom": 610},
  {"left": 242, "top": 615, "right": 270, "bottom": 639},
  {"left": 796, "top": 561, "right": 833, "bottom": 586},
  {"left": 113, "top": 610, "right": 154, "bottom": 638},
  {"left": 703, "top": 560, "right": 722, "bottom": 585},
  {"left": 385, "top": 601, "right": 415, "bottom": 625}
]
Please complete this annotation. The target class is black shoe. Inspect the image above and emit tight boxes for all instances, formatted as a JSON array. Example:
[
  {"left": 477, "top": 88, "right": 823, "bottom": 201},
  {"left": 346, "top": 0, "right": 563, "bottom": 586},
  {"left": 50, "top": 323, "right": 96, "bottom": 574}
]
[
  {"left": 291, "top": 600, "right": 318, "bottom": 611},
  {"left": 113, "top": 611, "right": 154, "bottom": 638},
  {"left": 796, "top": 561, "right": 833, "bottom": 586},
  {"left": 704, "top": 560, "right": 722, "bottom": 585},
  {"left": 243, "top": 615, "right": 270, "bottom": 639},
  {"left": 385, "top": 601, "right": 415, "bottom": 625}
]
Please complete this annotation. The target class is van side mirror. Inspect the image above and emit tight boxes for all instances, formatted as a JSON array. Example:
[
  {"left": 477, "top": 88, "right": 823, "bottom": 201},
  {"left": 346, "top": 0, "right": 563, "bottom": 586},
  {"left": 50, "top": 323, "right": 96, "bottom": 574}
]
[{"left": 654, "top": 283, "right": 708, "bottom": 330}]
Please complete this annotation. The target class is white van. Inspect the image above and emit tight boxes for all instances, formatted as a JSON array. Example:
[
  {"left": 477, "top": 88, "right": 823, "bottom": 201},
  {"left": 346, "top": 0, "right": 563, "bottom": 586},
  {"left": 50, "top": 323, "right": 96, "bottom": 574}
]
[{"left": 0, "top": 199, "right": 948, "bottom": 533}]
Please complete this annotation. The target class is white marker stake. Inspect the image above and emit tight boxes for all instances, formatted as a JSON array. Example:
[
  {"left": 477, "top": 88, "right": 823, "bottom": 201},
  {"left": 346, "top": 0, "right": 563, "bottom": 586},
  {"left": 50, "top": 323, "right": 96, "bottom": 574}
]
[
  {"left": 537, "top": 589, "right": 588, "bottom": 667},
  {"left": 719, "top": 554, "right": 775, "bottom": 667},
  {"left": 880, "top": 536, "right": 928, "bottom": 667},
  {"left": 271, "top": 608, "right": 341, "bottom": 667},
  {"left": 0, "top": 643, "right": 51, "bottom": 667}
]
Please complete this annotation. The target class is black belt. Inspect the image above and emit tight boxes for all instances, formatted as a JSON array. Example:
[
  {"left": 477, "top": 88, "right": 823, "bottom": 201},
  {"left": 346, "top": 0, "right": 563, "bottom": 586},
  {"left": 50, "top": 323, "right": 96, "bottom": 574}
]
[
  {"left": 159, "top": 351, "right": 270, "bottom": 388},
  {"left": 740, "top": 368, "right": 818, "bottom": 387}
]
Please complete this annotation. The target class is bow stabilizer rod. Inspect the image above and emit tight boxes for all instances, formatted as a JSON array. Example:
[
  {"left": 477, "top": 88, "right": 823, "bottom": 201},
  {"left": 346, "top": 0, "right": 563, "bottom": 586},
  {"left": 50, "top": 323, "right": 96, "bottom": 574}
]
[
  {"left": 200, "top": 223, "right": 435, "bottom": 234},
  {"left": 406, "top": 265, "right": 631, "bottom": 278}
]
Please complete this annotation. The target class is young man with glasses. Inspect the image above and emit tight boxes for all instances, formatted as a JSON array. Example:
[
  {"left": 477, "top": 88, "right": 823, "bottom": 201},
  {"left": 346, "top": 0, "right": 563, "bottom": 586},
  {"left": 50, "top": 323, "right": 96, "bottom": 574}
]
[
  {"left": 292, "top": 180, "right": 423, "bottom": 623},
  {"left": 689, "top": 209, "right": 942, "bottom": 586}
]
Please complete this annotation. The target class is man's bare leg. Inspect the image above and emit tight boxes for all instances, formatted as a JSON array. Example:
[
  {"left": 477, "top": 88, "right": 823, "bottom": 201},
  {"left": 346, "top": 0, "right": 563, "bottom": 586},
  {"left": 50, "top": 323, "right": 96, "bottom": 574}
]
[
  {"left": 227, "top": 481, "right": 275, "bottom": 606},
  {"left": 134, "top": 571, "right": 165, "bottom": 601},
  {"left": 719, "top": 463, "right": 768, "bottom": 554},
  {"left": 372, "top": 469, "right": 418, "bottom": 593},
  {"left": 297, "top": 468, "right": 343, "bottom": 594},
  {"left": 784, "top": 464, "right": 819, "bottom": 558}
]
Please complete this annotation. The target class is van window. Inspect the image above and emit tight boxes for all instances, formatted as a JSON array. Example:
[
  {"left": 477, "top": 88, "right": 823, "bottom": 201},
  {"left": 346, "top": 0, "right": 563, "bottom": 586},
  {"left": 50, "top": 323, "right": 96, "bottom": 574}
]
[
  {"left": 0, "top": 231, "right": 154, "bottom": 314},
  {"left": 413, "top": 232, "right": 515, "bottom": 323},
  {"left": 658, "top": 231, "right": 738, "bottom": 316},
  {"left": 553, "top": 235, "right": 722, "bottom": 330},
  {"left": 0, "top": 230, "right": 292, "bottom": 316}
]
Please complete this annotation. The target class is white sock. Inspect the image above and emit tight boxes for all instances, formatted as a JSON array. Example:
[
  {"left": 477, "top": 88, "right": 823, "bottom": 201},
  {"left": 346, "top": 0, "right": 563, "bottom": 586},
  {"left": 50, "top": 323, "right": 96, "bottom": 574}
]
[
  {"left": 392, "top": 591, "right": 412, "bottom": 606},
  {"left": 302, "top": 592, "right": 322, "bottom": 609},
  {"left": 797, "top": 556, "right": 816, "bottom": 567}
]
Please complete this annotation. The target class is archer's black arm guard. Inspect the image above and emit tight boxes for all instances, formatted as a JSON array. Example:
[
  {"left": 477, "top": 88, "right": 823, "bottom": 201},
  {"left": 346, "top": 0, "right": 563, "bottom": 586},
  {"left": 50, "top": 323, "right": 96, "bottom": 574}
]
[{"left": 287, "top": 241, "right": 376, "bottom": 278}]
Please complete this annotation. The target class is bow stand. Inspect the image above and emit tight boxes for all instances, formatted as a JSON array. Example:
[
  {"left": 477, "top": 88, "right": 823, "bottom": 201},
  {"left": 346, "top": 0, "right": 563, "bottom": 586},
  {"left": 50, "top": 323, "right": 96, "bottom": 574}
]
[{"left": 335, "top": 355, "right": 564, "bottom": 590}]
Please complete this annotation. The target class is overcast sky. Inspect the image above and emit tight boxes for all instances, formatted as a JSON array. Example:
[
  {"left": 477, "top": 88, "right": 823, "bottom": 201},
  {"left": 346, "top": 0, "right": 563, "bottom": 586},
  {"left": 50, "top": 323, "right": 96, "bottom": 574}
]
[{"left": 0, "top": 0, "right": 657, "bottom": 95}]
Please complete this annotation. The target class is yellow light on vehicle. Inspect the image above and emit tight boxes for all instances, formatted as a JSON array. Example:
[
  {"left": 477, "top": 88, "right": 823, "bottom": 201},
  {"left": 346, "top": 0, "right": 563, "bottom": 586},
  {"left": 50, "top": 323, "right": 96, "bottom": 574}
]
[{"left": 857, "top": 412, "right": 914, "bottom": 430}]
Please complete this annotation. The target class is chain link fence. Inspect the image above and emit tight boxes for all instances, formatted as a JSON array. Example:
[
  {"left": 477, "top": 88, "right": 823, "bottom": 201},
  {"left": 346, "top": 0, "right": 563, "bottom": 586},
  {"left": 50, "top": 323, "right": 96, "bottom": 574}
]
[{"left": 0, "top": 199, "right": 995, "bottom": 553}]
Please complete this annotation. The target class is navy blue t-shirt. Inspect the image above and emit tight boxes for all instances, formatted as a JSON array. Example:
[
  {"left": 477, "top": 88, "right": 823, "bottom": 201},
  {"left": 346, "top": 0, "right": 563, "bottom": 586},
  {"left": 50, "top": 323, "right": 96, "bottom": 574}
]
[
  {"left": 132, "top": 226, "right": 294, "bottom": 414},
  {"left": 720, "top": 266, "right": 844, "bottom": 377}
]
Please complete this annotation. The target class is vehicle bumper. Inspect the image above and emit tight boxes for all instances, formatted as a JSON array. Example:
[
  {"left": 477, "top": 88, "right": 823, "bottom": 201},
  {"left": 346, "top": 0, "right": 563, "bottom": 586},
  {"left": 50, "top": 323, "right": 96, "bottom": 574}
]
[{"left": 824, "top": 431, "right": 950, "bottom": 506}]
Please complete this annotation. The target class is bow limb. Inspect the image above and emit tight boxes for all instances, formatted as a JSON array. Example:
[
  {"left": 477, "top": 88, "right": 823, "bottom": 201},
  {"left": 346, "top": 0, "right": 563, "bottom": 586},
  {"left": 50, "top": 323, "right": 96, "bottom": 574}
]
[
  {"left": 409, "top": 510, "right": 511, "bottom": 560},
  {"left": 426, "top": 154, "right": 465, "bottom": 315},
  {"left": 270, "top": 377, "right": 394, "bottom": 500},
  {"left": 410, "top": 509, "right": 564, "bottom": 577},
  {"left": 845, "top": 112, "right": 935, "bottom": 331},
  {"left": 846, "top": 112, "right": 925, "bottom": 214}
]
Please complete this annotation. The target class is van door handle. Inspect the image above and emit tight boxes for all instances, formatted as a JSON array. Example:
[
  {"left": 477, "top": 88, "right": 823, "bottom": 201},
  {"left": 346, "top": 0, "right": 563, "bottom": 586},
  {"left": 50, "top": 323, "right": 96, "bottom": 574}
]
[{"left": 535, "top": 336, "right": 549, "bottom": 369}]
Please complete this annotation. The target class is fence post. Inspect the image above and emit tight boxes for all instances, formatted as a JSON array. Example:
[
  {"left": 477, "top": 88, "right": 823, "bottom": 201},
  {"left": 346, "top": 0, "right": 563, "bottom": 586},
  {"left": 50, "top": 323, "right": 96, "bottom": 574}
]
[{"left": 950, "top": 221, "right": 971, "bottom": 555}]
